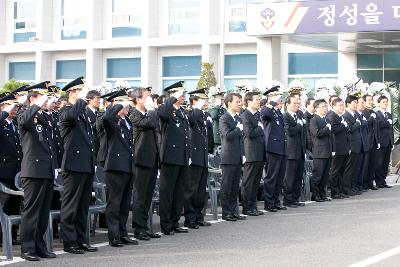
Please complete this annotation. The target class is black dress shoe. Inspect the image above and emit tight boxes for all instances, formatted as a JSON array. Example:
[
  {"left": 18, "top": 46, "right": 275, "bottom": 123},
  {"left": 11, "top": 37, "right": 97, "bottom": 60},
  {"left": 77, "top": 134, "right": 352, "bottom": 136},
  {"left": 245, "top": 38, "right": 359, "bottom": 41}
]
[
  {"left": 322, "top": 197, "right": 331, "bottom": 202},
  {"left": 21, "top": 252, "right": 40, "bottom": 261},
  {"left": 331, "top": 195, "right": 344, "bottom": 199},
  {"left": 196, "top": 221, "right": 211, "bottom": 226},
  {"left": 284, "top": 203, "right": 298, "bottom": 208},
  {"left": 340, "top": 193, "right": 350, "bottom": 198},
  {"left": 161, "top": 230, "right": 174, "bottom": 235},
  {"left": 64, "top": 247, "right": 85, "bottom": 254},
  {"left": 121, "top": 236, "right": 139, "bottom": 245},
  {"left": 233, "top": 213, "right": 246, "bottom": 220},
  {"left": 383, "top": 184, "right": 392, "bottom": 188},
  {"left": 37, "top": 251, "right": 56, "bottom": 258},
  {"left": 187, "top": 223, "right": 199, "bottom": 229},
  {"left": 315, "top": 197, "right": 324, "bottom": 202},
  {"left": 369, "top": 186, "right": 378, "bottom": 190},
  {"left": 134, "top": 232, "right": 151, "bottom": 241},
  {"left": 78, "top": 243, "right": 98, "bottom": 252},
  {"left": 222, "top": 214, "right": 237, "bottom": 221},
  {"left": 146, "top": 232, "right": 162, "bottom": 238},
  {"left": 246, "top": 210, "right": 259, "bottom": 216},
  {"left": 265, "top": 206, "right": 277, "bottom": 212},
  {"left": 109, "top": 240, "right": 124, "bottom": 247},
  {"left": 275, "top": 205, "right": 287, "bottom": 210},
  {"left": 172, "top": 227, "right": 189, "bottom": 233}
]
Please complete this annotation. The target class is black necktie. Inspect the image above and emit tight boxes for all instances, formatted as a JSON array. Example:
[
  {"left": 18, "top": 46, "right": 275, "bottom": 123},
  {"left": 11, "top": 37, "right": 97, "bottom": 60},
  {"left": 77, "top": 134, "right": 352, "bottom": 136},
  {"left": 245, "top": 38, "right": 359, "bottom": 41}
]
[
  {"left": 254, "top": 111, "right": 260, "bottom": 122},
  {"left": 234, "top": 115, "right": 240, "bottom": 123},
  {"left": 294, "top": 113, "right": 297, "bottom": 121}
]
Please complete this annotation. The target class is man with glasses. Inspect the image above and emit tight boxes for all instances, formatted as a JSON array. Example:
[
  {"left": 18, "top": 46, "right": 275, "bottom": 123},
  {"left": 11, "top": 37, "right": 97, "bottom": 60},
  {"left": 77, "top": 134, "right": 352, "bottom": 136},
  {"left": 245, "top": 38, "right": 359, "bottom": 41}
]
[
  {"left": 326, "top": 98, "right": 349, "bottom": 199},
  {"left": 309, "top": 99, "right": 332, "bottom": 202}
]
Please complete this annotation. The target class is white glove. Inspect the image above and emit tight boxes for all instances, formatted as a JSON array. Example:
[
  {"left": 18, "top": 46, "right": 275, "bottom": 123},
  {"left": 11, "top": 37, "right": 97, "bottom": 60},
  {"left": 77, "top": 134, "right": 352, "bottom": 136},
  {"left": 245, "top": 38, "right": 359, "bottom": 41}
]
[
  {"left": 78, "top": 87, "right": 89, "bottom": 100},
  {"left": 363, "top": 116, "right": 367, "bottom": 121},
  {"left": 371, "top": 113, "right": 376, "bottom": 119},
  {"left": 17, "top": 95, "right": 27, "bottom": 104},
  {"left": 258, "top": 121, "right": 263, "bottom": 129},
  {"left": 392, "top": 145, "right": 395, "bottom": 151},
  {"left": 144, "top": 95, "right": 154, "bottom": 111},
  {"left": 3, "top": 104, "right": 15, "bottom": 113},
  {"left": 332, "top": 152, "right": 336, "bottom": 157},
  {"left": 342, "top": 121, "right": 348, "bottom": 127},
  {"left": 47, "top": 97, "right": 58, "bottom": 109},
  {"left": 302, "top": 118, "right": 306, "bottom": 124},
  {"left": 388, "top": 119, "right": 393, "bottom": 125},
  {"left": 237, "top": 123, "right": 243, "bottom": 131},
  {"left": 377, "top": 143, "right": 381, "bottom": 149},
  {"left": 172, "top": 90, "right": 184, "bottom": 99},
  {"left": 326, "top": 123, "right": 331, "bottom": 130},
  {"left": 188, "top": 158, "right": 192, "bottom": 165},
  {"left": 207, "top": 116, "right": 212, "bottom": 123},
  {"left": 242, "top": 156, "right": 246, "bottom": 164},
  {"left": 34, "top": 95, "right": 48, "bottom": 108},
  {"left": 355, "top": 118, "right": 361, "bottom": 124},
  {"left": 297, "top": 119, "right": 303, "bottom": 126},
  {"left": 121, "top": 101, "right": 131, "bottom": 108},
  {"left": 193, "top": 99, "right": 206, "bottom": 110}
]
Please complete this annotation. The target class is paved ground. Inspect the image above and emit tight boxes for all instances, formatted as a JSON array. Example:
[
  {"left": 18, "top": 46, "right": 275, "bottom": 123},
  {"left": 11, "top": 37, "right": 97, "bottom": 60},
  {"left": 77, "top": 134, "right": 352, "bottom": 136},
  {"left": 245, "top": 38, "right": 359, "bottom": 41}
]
[{"left": 4, "top": 181, "right": 400, "bottom": 267}]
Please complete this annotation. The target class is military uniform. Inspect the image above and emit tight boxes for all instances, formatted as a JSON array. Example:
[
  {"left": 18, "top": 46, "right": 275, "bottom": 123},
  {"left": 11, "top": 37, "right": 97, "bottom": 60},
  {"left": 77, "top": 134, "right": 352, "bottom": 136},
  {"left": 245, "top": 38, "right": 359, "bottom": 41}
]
[{"left": 209, "top": 105, "right": 226, "bottom": 149}]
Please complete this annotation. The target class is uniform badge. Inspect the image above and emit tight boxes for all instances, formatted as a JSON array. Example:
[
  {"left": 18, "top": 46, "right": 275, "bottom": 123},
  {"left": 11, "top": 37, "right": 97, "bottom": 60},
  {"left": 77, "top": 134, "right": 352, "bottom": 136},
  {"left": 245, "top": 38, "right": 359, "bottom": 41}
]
[
  {"left": 34, "top": 117, "right": 38, "bottom": 124},
  {"left": 36, "top": 124, "right": 43, "bottom": 133}
]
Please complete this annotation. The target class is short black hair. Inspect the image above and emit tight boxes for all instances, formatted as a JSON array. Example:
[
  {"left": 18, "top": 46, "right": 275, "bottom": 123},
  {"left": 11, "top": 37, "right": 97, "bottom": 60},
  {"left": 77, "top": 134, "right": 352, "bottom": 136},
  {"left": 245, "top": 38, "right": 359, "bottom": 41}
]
[
  {"left": 157, "top": 95, "right": 167, "bottom": 105},
  {"left": 306, "top": 97, "right": 314, "bottom": 106},
  {"left": 331, "top": 97, "right": 343, "bottom": 107},
  {"left": 28, "top": 91, "right": 40, "bottom": 104},
  {"left": 377, "top": 95, "right": 388, "bottom": 103},
  {"left": 151, "top": 94, "right": 159, "bottom": 101},
  {"left": 286, "top": 95, "right": 297, "bottom": 105},
  {"left": 224, "top": 93, "right": 242, "bottom": 107},
  {"left": 313, "top": 99, "right": 326, "bottom": 109},
  {"left": 86, "top": 90, "right": 101, "bottom": 100},
  {"left": 345, "top": 95, "right": 358, "bottom": 106},
  {"left": 362, "top": 94, "right": 372, "bottom": 102},
  {"left": 243, "top": 92, "right": 259, "bottom": 107},
  {"left": 131, "top": 87, "right": 147, "bottom": 105},
  {"left": 189, "top": 95, "right": 200, "bottom": 106},
  {"left": 329, "top": 95, "right": 338, "bottom": 104}
]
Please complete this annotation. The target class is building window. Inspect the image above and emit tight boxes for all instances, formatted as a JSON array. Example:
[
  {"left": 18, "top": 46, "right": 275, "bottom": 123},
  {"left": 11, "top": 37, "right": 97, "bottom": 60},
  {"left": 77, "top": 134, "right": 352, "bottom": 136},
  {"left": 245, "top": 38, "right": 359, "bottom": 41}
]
[
  {"left": 13, "top": 0, "right": 36, "bottom": 42},
  {"left": 162, "top": 56, "right": 201, "bottom": 92},
  {"left": 357, "top": 53, "right": 400, "bottom": 84},
  {"left": 60, "top": 0, "right": 88, "bottom": 40},
  {"left": 224, "top": 54, "right": 257, "bottom": 91},
  {"left": 112, "top": 0, "right": 142, "bottom": 38},
  {"left": 106, "top": 58, "right": 141, "bottom": 86},
  {"left": 288, "top": 52, "right": 338, "bottom": 92},
  {"left": 168, "top": 0, "right": 200, "bottom": 35},
  {"left": 9, "top": 62, "right": 35, "bottom": 82},
  {"left": 56, "top": 60, "right": 86, "bottom": 87}
]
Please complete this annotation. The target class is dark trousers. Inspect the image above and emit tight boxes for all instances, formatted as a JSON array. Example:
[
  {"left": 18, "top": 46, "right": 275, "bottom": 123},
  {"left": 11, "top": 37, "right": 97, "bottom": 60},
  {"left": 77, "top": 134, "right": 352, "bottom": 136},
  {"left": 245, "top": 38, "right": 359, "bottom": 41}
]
[
  {"left": 132, "top": 164, "right": 158, "bottom": 234},
  {"left": 20, "top": 178, "right": 53, "bottom": 254},
  {"left": 264, "top": 152, "right": 286, "bottom": 208},
  {"left": 311, "top": 158, "right": 331, "bottom": 199},
  {"left": 343, "top": 152, "right": 361, "bottom": 193},
  {"left": 365, "top": 146, "right": 378, "bottom": 188},
  {"left": 0, "top": 179, "right": 22, "bottom": 239},
  {"left": 184, "top": 165, "right": 208, "bottom": 224},
  {"left": 358, "top": 151, "right": 369, "bottom": 189},
  {"left": 241, "top": 161, "right": 264, "bottom": 211},
  {"left": 159, "top": 164, "right": 188, "bottom": 232},
  {"left": 375, "top": 146, "right": 392, "bottom": 186},
  {"left": 329, "top": 155, "right": 348, "bottom": 196},
  {"left": 220, "top": 164, "right": 242, "bottom": 216},
  {"left": 60, "top": 171, "right": 93, "bottom": 248},
  {"left": 283, "top": 157, "right": 304, "bottom": 204},
  {"left": 105, "top": 171, "right": 133, "bottom": 241}
]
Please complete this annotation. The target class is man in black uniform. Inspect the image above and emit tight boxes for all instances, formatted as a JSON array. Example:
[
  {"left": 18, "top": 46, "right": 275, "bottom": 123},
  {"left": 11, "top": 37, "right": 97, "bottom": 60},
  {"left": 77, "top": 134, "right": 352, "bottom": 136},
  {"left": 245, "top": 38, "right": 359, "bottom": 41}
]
[
  {"left": 240, "top": 92, "right": 265, "bottom": 216},
  {"left": 102, "top": 90, "right": 138, "bottom": 247},
  {"left": 0, "top": 94, "right": 23, "bottom": 245},
  {"left": 219, "top": 93, "right": 246, "bottom": 221},
  {"left": 86, "top": 90, "right": 101, "bottom": 157},
  {"left": 158, "top": 81, "right": 190, "bottom": 235},
  {"left": 326, "top": 98, "right": 349, "bottom": 199},
  {"left": 375, "top": 95, "right": 394, "bottom": 188},
  {"left": 59, "top": 77, "right": 97, "bottom": 254},
  {"left": 362, "top": 95, "right": 379, "bottom": 190},
  {"left": 130, "top": 87, "right": 162, "bottom": 240},
  {"left": 18, "top": 82, "right": 56, "bottom": 261},
  {"left": 184, "top": 88, "right": 212, "bottom": 228},
  {"left": 310, "top": 99, "right": 332, "bottom": 202}
]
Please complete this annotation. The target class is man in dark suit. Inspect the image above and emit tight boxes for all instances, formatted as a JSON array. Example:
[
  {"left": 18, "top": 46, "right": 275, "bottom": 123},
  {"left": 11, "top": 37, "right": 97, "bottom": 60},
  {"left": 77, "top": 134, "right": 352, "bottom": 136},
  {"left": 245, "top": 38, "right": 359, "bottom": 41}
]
[
  {"left": 304, "top": 98, "right": 315, "bottom": 154},
  {"left": 375, "top": 95, "right": 394, "bottom": 188},
  {"left": 85, "top": 90, "right": 101, "bottom": 157},
  {"left": 0, "top": 94, "right": 23, "bottom": 245},
  {"left": 203, "top": 104, "right": 215, "bottom": 154},
  {"left": 310, "top": 99, "right": 332, "bottom": 202},
  {"left": 130, "top": 87, "right": 161, "bottom": 240},
  {"left": 240, "top": 92, "right": 264, "bottom": 216},
  {"left": 342, "top": 95, "right": 362, "bottom": 196},
  {"left": 158, "top": 81, "right": 190, "bottom": 235},
  {"left": 183, "top": 88, "right": 212, "bottom": 228},
  {"left": 326, "top": 98, "right": 349, "bottom": 199},
  {"left": 219, "top": 93, "right": 246, "bottom": 221},
  {"left": 209, "top": 92, "right": 226, "bottom": 150},
  {"left": 362, "top": 94, "right": 379, "bottom": 190},
  {"left": 283, "top": 95, "right": 305, "bottom": 207},
  {"left": 261, "top": 87, "right": 287, "bottom": 212},
  {"left": 59, "top": 77, "right": 97, "bottom": 254},
  {"left": 356, "top": 97, "right": 370, "bottom": 192},
  {"left": 18, "top": 83, "right": 57, "bottom": 261},
  {"left": 102, "top": 90, "right": 138, "bottom": 247}
]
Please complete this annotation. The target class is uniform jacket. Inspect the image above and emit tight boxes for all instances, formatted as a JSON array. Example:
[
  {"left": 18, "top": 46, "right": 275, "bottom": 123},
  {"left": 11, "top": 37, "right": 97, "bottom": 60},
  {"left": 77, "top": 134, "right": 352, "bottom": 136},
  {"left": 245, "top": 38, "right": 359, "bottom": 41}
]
[
  {"left": 260, "top": 106, "right": 286, "bottom": 156},
  {"left": 240, "top": 109, "right": 265, "bottom": 162},
  {"left": 188, "top": 108, "right": 208, "bottom": 167},
  {"left": 209, "top": 106, "right": 226, "bottom": 145}
]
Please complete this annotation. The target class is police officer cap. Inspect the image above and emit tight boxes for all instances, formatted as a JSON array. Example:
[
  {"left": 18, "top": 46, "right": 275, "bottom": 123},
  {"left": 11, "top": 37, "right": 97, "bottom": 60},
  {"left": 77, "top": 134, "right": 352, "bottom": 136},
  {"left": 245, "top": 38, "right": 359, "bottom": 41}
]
[
  {"left": 26, "top": 81, "right": 51, "bottom": 94},
  {"left": 12, "top": 84, "right": 30, "bottom": 95},
  {"left": 164, "top": 81, "right": 185, "bottom": 93},
  {"left": 0, "top": 93, "right": 18, "bottom": 105},
  {"left": 263, "top": 85, "right": 280, "bottom": 96},
  {"left": 107, "top": 89, "right": 130, "bottom": 102},
  {"left": 188, "top": 88, "right": 208, "bottom": 99},
  {"left": 62, "top": 77, "right": 85, "bottom": 92}
]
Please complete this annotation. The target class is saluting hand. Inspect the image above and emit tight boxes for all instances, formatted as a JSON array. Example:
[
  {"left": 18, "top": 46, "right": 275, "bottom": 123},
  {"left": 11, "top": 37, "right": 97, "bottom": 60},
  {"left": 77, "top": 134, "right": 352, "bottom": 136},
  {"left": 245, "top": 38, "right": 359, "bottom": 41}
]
[{"left": 34, "top": 95, "right": 48, "bottom": 109}]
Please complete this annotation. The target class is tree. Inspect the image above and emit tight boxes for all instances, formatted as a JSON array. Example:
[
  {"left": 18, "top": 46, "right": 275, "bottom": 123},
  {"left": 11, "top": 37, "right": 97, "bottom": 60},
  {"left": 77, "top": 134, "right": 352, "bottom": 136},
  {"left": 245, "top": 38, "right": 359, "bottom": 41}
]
[
  {"left": 197, "top": 62, "right": 217, "bottom": 90},
  {"left": 0, "top": 79, "right": 29, "bottom": 95}
]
